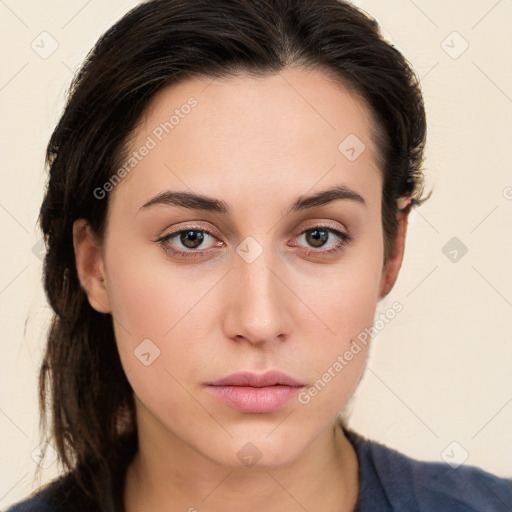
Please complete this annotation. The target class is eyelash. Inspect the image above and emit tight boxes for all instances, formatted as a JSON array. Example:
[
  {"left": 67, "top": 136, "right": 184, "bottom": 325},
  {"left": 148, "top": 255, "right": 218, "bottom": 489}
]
[{"left": 155, "top": 224, "right": 353, "bottom": 260}]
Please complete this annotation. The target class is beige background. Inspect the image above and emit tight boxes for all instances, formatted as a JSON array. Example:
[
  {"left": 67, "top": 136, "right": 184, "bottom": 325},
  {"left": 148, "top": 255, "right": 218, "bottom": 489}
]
[{"left": 1, "top": 0, "right": 511, "bottom": 507}]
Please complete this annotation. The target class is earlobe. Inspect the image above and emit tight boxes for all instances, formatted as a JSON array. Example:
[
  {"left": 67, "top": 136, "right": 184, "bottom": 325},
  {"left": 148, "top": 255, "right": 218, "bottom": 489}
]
[
  {"left": 379, "top": 199, "right": 412, "bottom": 299},
  {"left": 73, "top": 219, "right": 111, "bottom": 313}
]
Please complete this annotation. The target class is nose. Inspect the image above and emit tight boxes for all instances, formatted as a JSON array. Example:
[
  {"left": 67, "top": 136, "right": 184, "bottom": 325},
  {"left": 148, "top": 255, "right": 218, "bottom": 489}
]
[{"left": 222, "top": 249, "right": 293, "bottom": 346}]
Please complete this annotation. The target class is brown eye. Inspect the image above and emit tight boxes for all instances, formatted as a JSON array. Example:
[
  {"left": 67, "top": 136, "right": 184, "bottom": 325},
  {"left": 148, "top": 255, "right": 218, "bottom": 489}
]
[
  {"left": 305, "top": 228, "right": 329, "bottom": 248},
  {"left": 297, "top": 227, "right": 346, "bottom": 250},
  {"left": 293, "top": 226, "right": 353, "bottom": 258},
  {"left": 180, "top": 230, "right": 205, "bottom": 249},
  {"left": 157, "top": 227, "right": 220, "bottom": 258}
]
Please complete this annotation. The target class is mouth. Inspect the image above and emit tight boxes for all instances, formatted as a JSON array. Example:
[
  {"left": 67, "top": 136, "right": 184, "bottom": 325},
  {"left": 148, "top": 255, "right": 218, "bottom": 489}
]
[{"left": 205, "top": 370, "right": 305, "bottom": 414}]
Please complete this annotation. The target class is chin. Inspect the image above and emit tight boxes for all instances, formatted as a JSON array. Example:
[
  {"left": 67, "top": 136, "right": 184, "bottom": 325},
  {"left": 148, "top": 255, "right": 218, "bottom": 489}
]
[{"left": 201, "top": 429, "right": 307, "bottom": 470}]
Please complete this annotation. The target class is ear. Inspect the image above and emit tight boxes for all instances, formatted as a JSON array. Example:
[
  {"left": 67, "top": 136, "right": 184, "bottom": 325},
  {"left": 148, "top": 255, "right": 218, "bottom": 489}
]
[
  {"left": 73, "top": 219, "right": 111, "bottom": 313},
  {"left": 379, "top": 198, "right": 412, "bottom": 299}
]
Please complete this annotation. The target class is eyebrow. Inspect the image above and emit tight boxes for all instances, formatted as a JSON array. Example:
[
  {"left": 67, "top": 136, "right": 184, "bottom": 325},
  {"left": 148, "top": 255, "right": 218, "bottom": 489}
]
[{"left": 138, "top": 184, "right": 366, "bottom": 214}]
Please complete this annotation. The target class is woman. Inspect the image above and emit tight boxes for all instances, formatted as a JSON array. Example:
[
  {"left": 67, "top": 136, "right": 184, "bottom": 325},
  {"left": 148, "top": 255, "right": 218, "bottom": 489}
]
[{"left": 6, "top": 0, "right": 511, "bottom": 511}]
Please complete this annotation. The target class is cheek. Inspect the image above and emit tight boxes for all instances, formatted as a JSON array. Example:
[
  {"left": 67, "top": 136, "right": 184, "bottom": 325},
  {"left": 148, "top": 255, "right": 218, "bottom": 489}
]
[
  {"left": 102, "top": 233, "right": 228, "bottom": 405},
  {"left": 295, "top": 230, "right": 384, "bottom": 342},
  {"left": 102, "top": 236, "right": 186, "bottom": 375},
  {"left": 291, "top": 234, "right": 384, "bottom": 412},
  {"left": 104, "top": 258, "right": 197, "bottom": 420},
  {"left": 103, "top": 229, "right": 213, "bottom": 338}
]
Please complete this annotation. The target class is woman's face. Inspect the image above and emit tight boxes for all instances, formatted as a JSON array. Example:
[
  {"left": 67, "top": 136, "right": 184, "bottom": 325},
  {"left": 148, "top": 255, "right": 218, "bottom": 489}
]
[{"left": 79, "top": 67, "right": 404, "bottom": 468}]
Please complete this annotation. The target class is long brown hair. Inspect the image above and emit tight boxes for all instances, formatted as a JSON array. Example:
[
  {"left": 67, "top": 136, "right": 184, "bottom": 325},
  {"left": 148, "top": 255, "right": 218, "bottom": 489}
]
[{"left": 37, "top": 0, "right": 427, "bottom": 509}]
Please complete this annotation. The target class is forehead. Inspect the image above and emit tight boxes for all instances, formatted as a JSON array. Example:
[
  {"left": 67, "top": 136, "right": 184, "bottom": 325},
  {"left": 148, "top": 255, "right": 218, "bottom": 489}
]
[
  {"left": 141, "top": 66, "right": 376, "bottom": 152},
  {"left": 108, "top": 66, "right": 381, "bottom": 215}
]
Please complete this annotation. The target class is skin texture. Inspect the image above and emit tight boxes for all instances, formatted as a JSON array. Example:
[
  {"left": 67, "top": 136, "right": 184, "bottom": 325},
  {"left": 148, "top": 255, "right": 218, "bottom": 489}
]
[{"left": 73, "top": 66, "right": 410, "bottom": 512}]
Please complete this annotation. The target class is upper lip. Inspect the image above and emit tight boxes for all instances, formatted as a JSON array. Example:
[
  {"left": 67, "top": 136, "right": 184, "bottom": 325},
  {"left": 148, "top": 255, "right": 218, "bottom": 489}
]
[{"left": 207, "top": 370, "right": 305, "bottom": 388}]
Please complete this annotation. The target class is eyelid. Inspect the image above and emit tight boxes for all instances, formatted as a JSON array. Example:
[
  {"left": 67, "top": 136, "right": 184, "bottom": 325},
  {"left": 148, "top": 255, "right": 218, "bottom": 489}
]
[
  {"left": 156, "top": 220, "right": 221, "bottom": 240},
  {"left": 156, "top": 219, "right": 349, "bottom": 243},
  {"left": 294, "top": 219, "right": 349, "bottom": 236}
]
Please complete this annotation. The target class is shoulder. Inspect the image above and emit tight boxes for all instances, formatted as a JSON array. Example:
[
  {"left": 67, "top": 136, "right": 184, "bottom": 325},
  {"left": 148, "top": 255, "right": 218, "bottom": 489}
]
[
  {"left": 344, "top": 427, "right": 512, "bottom": 512},
  {"left": 3, "top": 472, "right": 99, "bottom": 512}
]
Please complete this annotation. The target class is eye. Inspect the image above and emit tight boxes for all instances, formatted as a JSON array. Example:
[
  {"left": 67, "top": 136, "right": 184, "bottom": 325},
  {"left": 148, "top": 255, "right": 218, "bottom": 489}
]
[
  {"left": 173, "top": 230, "right": 211, "bottom": 249},
  {"left": 155, "top": 224, "right": 353, "bottom": 261},
  {"left": 293, "top": 226, "right": 353, "bottom": 257},
  {"left": 156, "top": 228, "right": 222, "bottom": 259}
]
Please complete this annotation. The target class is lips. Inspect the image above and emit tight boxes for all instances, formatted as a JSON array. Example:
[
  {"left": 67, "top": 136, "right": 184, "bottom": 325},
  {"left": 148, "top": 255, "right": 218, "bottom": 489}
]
[
  {"left": 205, "top": 370, "right": 305, "bottom": 414},
  {"left": 208, "top": 370, "right": 305, "bottom": 388}
]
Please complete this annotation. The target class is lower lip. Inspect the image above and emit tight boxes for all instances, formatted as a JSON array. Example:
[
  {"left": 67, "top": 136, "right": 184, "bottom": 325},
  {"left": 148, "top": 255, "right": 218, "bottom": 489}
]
[{"left": 207, "top": 385, "right": 303, "bottom": 413}]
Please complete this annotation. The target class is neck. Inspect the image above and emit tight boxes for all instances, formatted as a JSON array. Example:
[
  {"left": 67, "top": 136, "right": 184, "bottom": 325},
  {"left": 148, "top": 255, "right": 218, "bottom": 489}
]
[{"left": 123, "top": 418, "right": 359, "bottom": 512}]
